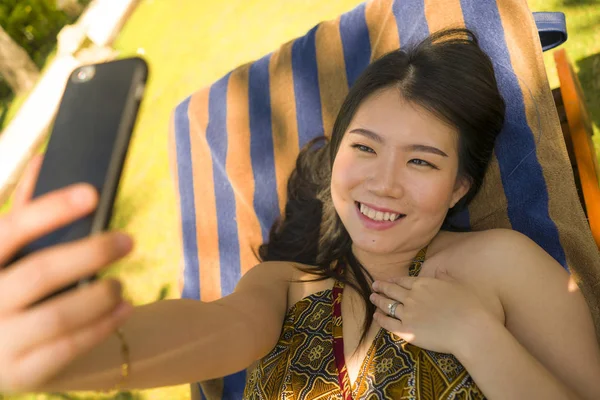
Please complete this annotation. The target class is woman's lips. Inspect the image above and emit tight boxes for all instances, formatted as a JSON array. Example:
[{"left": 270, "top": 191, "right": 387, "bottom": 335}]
[{"left": 355, "top": 202, "right": 406, "bottom": 231}]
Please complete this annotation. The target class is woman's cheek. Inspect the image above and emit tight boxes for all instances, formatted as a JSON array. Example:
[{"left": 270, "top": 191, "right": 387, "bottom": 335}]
[
  {"left": 412, "top": 176, "right": 457, "bottom": 214},
  {"left": 333, "top": 153, "right": 362, "bottom": 191}
]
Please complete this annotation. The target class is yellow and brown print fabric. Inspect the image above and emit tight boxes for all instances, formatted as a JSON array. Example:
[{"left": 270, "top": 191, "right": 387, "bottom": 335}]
[{"left": 243, "top": 289, "right": 485, "bottom": 400}]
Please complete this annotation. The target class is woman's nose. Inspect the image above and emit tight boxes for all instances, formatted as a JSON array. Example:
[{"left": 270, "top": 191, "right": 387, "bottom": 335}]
[{"left": 369, "top": 159, "right": 405, "bottom": 199}]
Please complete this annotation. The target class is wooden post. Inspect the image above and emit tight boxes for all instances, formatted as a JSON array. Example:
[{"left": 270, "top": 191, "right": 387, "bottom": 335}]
[{"left": 555, "top": 49, "right": 600, "bottom": 248}]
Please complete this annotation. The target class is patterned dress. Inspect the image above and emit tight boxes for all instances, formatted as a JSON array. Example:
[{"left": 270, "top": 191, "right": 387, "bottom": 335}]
[{"left": 244, "top": 249, "right": 486, "bottom": 399}]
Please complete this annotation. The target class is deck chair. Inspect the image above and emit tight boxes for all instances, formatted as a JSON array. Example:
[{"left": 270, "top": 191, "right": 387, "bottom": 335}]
[
  {"left": 168, "top": 1, "right": 600, "bottom": 399},
  {"left": 552, "top": 49, "right": 600, "bottom": 249}
]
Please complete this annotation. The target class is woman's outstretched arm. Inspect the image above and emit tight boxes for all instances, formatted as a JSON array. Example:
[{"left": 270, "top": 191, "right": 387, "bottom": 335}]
[
  {"left": 0, "top": 154, "right": 291, "bottom": 394},
  {"left": 40, "top": 261, "right": 292, "bottom": 392}
]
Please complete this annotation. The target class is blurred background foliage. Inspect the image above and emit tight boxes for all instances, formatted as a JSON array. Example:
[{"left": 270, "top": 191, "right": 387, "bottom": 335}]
[{"left": 0, "top": 0, "right": 91, "bottom": 125}]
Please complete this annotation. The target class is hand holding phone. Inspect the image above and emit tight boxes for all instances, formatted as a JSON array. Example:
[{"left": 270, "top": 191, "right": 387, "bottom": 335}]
[
  {"left": 0, "top": 156, "right": 134, "bottom": 393},
  {"left": 9, "top": 57, "right": 148, "bottom": 299},
  {"left": 0, "top": 58, "right": 146, "bottom": 392}
]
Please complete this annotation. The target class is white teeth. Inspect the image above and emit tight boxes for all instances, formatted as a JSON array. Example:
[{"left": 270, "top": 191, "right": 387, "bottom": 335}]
[{"left": 359, "top": 203, "right": 402, "bottom": 222}]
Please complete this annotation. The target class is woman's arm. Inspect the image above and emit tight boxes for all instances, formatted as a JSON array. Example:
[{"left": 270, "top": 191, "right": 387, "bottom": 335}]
[
  {"left": 455, "top": 229, "right": 600, "bottom": 400},
  {"left": 41, "top": 261, "right": 292, "bottom": 392},
  {"left": 1, "top": 153, "right": 292, "bottom": 394}
]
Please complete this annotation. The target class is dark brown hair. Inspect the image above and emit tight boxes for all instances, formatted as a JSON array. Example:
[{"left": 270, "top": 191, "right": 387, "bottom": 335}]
[{"left": 259, "top": 28, "right": 506, "bottom": 343}]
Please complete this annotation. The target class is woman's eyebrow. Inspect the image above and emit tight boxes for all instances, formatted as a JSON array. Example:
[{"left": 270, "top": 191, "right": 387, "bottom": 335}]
[
  {"left": 348, "top": 128, "right": 448, "bottom": 157},
  {"left": 348, "top": 128, "right": 385, "bottom": 144},
  {"left": 407, "top": 144, "right": 448, "bottom": 157}
]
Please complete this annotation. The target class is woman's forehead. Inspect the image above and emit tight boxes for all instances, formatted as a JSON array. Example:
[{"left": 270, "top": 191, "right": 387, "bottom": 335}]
[{"left": 347, "top": 88, "right": 459, "bottom": 151}]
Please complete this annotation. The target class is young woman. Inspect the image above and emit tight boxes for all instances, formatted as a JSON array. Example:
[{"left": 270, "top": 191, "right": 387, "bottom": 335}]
[{"left": 0, "top": 29, "right": 599, "bottom": 400}]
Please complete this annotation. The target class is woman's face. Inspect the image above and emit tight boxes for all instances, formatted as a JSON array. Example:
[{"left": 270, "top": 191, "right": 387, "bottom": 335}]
[{"left": 331, "top": 87, "right": 469, "bottom": 256}]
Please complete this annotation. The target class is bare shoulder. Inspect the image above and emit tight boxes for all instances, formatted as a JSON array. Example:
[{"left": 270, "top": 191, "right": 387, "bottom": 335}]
[
  {"left": 443, "top": 229, "right": 576, "bottom": 303},
  {"left": 237, "top": 260, "right": 327, "bottom": 287},
  {"left": 443, "top": 231, "right": 600, "bottom": 399},
  {"left": 451, "top": 227, "right": 548, "bottom": 255},
  {"left": 236, "top": 261, "right": 332, "bottom": 311},
  {"left": 451, "top": 227, "right": 574, "bottom": 304},
  {"left": 438, "top": 228, "right": 567, "bottom": 282},
  {"left": 429, "top": 228, "right": 575, "bottom": 324},
  {"left": 236, "top": 260, "right": 297, "bottom": 289}
]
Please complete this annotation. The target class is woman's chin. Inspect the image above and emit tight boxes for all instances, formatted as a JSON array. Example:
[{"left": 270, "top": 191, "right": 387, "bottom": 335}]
[{"left": 350, "top": 237, "right": 400, "bottom": 256}]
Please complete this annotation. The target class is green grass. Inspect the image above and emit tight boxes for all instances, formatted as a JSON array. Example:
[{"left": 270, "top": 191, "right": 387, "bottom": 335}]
[{"left": 1, "top": 0, "right": 599, "bottom": 399}]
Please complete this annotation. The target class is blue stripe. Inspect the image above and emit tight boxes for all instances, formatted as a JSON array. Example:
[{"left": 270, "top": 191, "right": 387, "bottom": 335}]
[
  {"left": 291, "top": 26, "right": 325, "bottom": 147},
  {"left": 460, "top": 0, "right": 567, "bottom": 268},
  {"left": 392, "top": 0, "right": 430, "bottom": 48},
  {"left": 175, "top": 96, "right": 200, "bottom": 301},
  {"left": 222, "top": 370, "right": 247, "bottom": 400},
  {"left": 249, "top": 54, "right": 280, "bottom": 242},
  {"left": 206, "top": 73, "right": 243, "bottom": 295},
  {"left": 339, "top": 3, "right": 372, "bottom": 86}
]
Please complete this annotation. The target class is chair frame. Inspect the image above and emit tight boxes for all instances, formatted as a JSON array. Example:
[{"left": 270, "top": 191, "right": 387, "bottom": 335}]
[{"left": 552, "top": 48, "right": 600, "bottom": 248}]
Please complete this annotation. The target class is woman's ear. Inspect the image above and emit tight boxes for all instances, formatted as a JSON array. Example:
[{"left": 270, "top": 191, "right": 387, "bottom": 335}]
[{"left": 450, "top": 176, "right": 471, "bottom": 208}]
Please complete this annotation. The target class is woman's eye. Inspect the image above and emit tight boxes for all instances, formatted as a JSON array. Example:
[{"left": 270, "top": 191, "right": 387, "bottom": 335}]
[
  {"left": 351, "top": 144, "right": 375, "bottom": 154},
  {"left": 409, "top": 159, "right": 435, "bottom": 168}
]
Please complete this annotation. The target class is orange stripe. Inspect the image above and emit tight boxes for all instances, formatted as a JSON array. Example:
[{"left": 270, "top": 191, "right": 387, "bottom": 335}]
[
  {"left": 365, "top": 0, "right": 400, "bottom": 60},
  {"left": 315, "top": 18, "right": 349, "bottom": 138},
  {"left": 468, "top": 155, "right": 511, "bottom": 230},
  {"left": 423, "top": 0, "right": 464, "bottom": 33},
  {"left": 269, "top": 41, "right": 300, "bottom": 215},
  {"left": 226, "top": 64, "right": 263, "bottom": 276},
  {"left": 188, "top": 89, "right": 222, "bottom": 302}
]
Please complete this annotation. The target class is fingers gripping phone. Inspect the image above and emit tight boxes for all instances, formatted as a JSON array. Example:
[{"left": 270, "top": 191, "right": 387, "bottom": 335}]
[{"left": 13, "top": 57, "right": 148, "bottom": 299}]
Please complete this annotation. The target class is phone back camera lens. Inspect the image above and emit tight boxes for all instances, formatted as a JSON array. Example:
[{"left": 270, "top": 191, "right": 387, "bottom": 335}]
[{"left": 73, "top": 66, "right": 95, "bottom": 83}]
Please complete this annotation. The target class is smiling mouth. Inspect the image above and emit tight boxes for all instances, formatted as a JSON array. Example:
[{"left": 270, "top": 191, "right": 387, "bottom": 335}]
[{"left": 355, "top": 202, "right": 406, "bottom": 222}]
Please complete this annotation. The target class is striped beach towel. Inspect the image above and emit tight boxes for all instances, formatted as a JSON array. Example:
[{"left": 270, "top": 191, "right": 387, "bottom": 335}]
[{"left": 169, "top": 0, "right": 600, "bottom": 398}]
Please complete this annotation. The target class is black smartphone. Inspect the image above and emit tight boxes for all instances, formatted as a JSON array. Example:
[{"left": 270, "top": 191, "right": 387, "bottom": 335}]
[{"left": 13, "top": 57, "right": 148, "bottom": 298}]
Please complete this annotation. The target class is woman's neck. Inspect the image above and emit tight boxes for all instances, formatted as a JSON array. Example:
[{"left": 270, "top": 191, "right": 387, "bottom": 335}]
[{"left": 350, "top": 244, "right": 424, "bottom": 282}]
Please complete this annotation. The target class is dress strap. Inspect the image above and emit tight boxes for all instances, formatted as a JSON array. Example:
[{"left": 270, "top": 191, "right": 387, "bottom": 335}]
[
  {"left": 408, "top": 245, "right": 428, "bottom": 277},
  {"left": 331, "top": 278, "right": 351, "bottom": 400}
]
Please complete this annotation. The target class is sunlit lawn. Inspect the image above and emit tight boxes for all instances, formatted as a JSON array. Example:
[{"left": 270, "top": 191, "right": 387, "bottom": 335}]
[{"left": 1, "top": 0, "right": 599, "bottom": 399}]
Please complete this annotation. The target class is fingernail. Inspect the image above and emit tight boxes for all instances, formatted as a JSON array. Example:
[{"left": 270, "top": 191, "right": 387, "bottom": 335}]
[
  {"left": 113, "top": 301, "right": 133, "bottom": 320},
  {"left": 369, "top": 293, "right": 376, "bottom": 302},
  {"left": 69, "top": 184, "right": 96, "bottom": 207},
  {"left": 372, "top": 281, "right": 378, "bottom": 290},
  {"left": 115, "top": 233, "right": 133, "bottom": 253}
]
